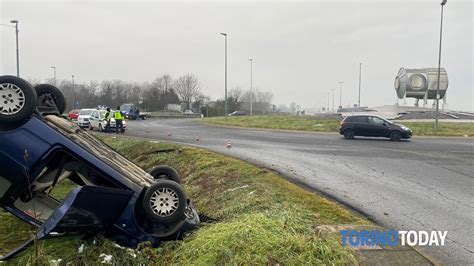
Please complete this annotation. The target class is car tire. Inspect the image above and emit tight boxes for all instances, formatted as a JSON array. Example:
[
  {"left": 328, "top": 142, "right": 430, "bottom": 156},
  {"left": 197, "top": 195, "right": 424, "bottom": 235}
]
[
  {"left": 34, "top": 84, "right": 66, "bottom": 114},
  {"left": 390, "top": 131, "right": 402, "bottom": 141},
  {"left": 344, "top": 129, "right": 355, "bottom": 139},
  {"left": 89, "top": 123, "right": 93, "bottom": 131},
  {"left": 143, "top": 180, "right": 186, "bottom": 224},
  {"left": 0, "top": 75, "right": 37, "bottom": 128},
  {"left": 150, "top": 165, "right": 180, "bottom": 184}
]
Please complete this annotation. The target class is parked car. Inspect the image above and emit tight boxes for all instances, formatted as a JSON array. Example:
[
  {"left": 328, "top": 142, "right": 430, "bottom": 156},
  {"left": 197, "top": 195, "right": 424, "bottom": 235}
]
[
  {"left": 67, "top": 109, "right": 80, "bottom": 120},
  {"left": 89, "top": 109, "right": 127, "bottom": 132},
  {"left": 76, "top": 108, "right": 95, "bottom": 127},
  {"left": 339, "top": 115, "right": 412, "bottom": 141},
  {"left": 229, "top": 111, "right": 247, "bottom": 116},
  {"left": 120, "top": 103, "right": 149, "bottom": 120},
  {"left": 0, "top": 76, "right": 199, "bottom": 260}
]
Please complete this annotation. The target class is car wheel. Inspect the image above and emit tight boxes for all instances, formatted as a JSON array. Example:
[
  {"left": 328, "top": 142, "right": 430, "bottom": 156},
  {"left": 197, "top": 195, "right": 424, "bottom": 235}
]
[
  {"left": 143, "top": 180, "right": 186, "bottom": 223},
  {"left": 0, "top": 75, "right": 37, "bottom": 128},
  {"left": 34, "top": 84, "right": 66, "bottom": 114},
  {"left": 150, "top": 165, "right": 180, "bottom": 184},
  {"left": 390, "top": 131, "right": 402, "bottom": 141},
  {"left": 89, "top": 123, "right": 93, "bottom": 130},
  {"left": 344, "top": 129, "right": 355, "bottom": 139}
]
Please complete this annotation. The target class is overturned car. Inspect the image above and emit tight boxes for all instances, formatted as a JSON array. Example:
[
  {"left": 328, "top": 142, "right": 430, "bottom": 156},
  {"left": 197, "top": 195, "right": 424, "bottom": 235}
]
[{"left": 0, "top": 76, "right": 199, "bottom": 260}]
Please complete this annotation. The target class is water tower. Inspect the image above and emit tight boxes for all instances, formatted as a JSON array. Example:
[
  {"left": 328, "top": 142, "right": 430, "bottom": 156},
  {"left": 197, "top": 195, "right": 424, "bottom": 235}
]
[{"left": 394, "top": 67, "right": 448, "bottom": 108}]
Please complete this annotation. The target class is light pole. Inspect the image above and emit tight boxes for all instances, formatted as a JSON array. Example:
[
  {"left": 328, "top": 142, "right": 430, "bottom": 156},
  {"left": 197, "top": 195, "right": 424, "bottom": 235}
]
[
  {"left": 435, "top": 0, "right": 447, "bottom": 131},
  {"left": 322, "top": 95, "right": 325, "bottom": 112},
  {"left": 72, "top": 75, "right": 75, "bottom": 109},
  {"left": 338, "top": 81, "right": 344, "bottom": 109},
  {"left": 10, "top": 20, "right": 19, "bottom": 77},
  {"left": 331, "top": 88, "right": 336, "bottom": 113},
  {"left": 249, "top": 58, "right": 253, "bottom": 115},
  {"left": 51, "top": 66, "right": 56, "bottom": 85},
  {"left": 327, "top": 92, "right": 331, "bottom": 111},
  {"left": 358, "top": 63, "right": 362, "bottom": 107},
  {"left": 220, "top": 33, "right": 228, "bottom": 119}
]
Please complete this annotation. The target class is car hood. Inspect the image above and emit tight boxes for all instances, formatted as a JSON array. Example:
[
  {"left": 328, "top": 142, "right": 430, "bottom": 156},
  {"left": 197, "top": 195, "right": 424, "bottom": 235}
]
[{"left": 393, "top": 123, "right": 410, "bottom": 130}]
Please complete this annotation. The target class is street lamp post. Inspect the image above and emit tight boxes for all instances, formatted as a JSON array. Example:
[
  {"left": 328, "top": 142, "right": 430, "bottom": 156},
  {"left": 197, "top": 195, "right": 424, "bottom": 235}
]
[
  {"left": 327, "top": 92, "right": 331, "bottom": 111},
  {"left": 331, "top": 88, "right": 336, "bottom": 113},
  {"left": 338, "top": 81, "right": 344, "bottom": 109},
  {"left": 51, "top": 66, "right": 56, "bottom": 85},
  {"left": 322, "top": 96, "right": 325, "bottom": 112},
  {"left": 72, "top": 75, "right": 75, "bottom": 109},
  {"left": 435, "top": 0, "right": 447, "bottom": 131},
  {"left": 358, "top": 63, "right": 362, "bottom": 107},
  {"left": 249, "top": 58, "right": 253, "bottom": 115},
  {"left": 10, "top": 20, "right": 19, "bottom": 77},
  {"left": 220, "top": 33, "right": 228, "bottom": 119}
]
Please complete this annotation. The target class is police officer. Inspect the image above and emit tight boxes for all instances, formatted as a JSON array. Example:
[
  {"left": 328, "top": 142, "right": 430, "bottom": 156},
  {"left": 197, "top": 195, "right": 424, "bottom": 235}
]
[
  {"left": 114, "top": 106, "right": 124, "bottom": 134},
  {"left": 104, "top": 107, "right": 111, "bottom": 132}
]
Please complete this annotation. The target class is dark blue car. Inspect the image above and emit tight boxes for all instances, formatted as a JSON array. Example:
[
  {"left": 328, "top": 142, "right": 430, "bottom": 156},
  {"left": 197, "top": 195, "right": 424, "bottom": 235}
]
[{"left": 0, "top": 76, "right": 199, "bottom": 260}]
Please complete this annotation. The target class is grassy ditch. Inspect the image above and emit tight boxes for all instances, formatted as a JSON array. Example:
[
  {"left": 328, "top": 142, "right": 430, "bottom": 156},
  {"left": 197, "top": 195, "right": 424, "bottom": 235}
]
[
  {"left": 204, "top": 115, "right": 474, "bottom": 137},
  {"left": 1, "top": 136, "right": 368, "bottom": 264}
]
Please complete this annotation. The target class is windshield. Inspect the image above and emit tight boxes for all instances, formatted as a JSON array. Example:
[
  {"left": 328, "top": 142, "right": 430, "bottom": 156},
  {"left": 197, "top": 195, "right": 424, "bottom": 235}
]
[
  {"left": 79, "top": 109, "right": 94, "bottom": 115},
  {"left": 99, "top": 110, "right": 107, "bottom": 118},
  {"left": 120, "top": 104, "right": 133, "bottom": 112}
]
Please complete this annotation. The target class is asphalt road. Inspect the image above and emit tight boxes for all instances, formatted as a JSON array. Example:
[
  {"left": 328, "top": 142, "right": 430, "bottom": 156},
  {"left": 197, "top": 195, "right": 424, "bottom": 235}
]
[{"left": 125, "top": 118, "right": 473, "bottom": 264}]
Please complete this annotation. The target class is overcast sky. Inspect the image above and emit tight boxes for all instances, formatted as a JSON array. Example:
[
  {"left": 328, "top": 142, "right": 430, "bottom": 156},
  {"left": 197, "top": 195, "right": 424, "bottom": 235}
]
[{"left": 1, "top": 0, "right": 472, "bottom": 111}]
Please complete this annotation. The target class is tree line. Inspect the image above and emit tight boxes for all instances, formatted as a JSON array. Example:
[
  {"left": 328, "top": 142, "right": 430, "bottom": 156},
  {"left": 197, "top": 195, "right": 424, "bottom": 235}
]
[{"left": 30, "top": 73, "right": 274, "bottom": 116}]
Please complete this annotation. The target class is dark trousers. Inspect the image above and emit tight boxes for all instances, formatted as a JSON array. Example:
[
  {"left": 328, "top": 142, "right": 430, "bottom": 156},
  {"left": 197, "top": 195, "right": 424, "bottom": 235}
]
[
  {"left": 116, "top": 119, "right": 124, "bottom": 133},
  {"left": 105, "top": 120, "right": 111, "bottom": 132}
]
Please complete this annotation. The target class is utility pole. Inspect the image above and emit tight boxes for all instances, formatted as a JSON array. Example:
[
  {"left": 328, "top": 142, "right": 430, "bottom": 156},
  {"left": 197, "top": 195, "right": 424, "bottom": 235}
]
[
  {"left": 249, "top": 58, "right": 253, "bottom": 115},
  {"left": 435, "top": 0, "right": 447, "bottom": 131},
  {"left": 72, "top": 75, "right": 75, "bottom": 109},
  {"left": 10, "top": 20, "right": 19, "bottom": 77},
  {"left": 338, "top": 81, "right": 344, "bottom": 109},
  {"left": 358, "top": 63, "right": 362, "bottom": 107},
  {"left": 51, "top": 66, "right": 56, "bottom": 86},
  {"left": 220, "top": 33, "right": 228, "bottom": 119}
]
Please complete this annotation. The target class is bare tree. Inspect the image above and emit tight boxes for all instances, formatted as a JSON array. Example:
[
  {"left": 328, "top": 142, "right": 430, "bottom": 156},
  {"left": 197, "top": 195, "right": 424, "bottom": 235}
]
[
  {"left": 174, "top": 73, "right": 201, "bottom": 110},
  {"left": 228, "top": 87, "right": 243, "bottom": 112},
  {"left": 162, "top": 74, "right": 172, "bottom": 92}
]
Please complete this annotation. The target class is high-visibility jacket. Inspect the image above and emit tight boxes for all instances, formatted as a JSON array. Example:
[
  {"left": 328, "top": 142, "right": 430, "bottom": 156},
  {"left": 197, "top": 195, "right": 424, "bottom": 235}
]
[
  {"left": 114, "top": 111, "right": 124, "bottom": 120},
  {"left": 105, "top": 111, "right": 111, "bottom": 120}
]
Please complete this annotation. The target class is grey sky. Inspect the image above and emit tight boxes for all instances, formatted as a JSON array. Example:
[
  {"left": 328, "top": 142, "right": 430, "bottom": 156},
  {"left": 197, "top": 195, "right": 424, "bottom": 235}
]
[{"left": 1, "top": 0, "right": 472, "bottom": 111}]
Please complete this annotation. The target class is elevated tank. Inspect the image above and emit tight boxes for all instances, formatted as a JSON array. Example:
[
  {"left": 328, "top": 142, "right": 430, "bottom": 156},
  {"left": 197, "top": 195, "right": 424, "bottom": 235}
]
[{"left": 394, "top": 67, "right": 448, "bottom": 99}]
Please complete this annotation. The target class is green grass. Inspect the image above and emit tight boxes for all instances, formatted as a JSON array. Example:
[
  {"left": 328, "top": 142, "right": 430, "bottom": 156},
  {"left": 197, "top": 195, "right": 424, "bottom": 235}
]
[
  {"left": 204, "top": 115, "right": 474, "bottom": 137},
  {"left": 401, "top": 122, "right": 474, "bottom": 137},
  {"left": 1, "top": 136, "right": 368, "bottom": 264},
  {"left": 204, "top": 115, "right": 340, "bottom": 132}
]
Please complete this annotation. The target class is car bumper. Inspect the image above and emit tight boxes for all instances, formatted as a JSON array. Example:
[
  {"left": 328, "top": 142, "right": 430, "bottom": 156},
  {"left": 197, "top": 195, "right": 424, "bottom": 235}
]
[
  {"left": 402, "top": 131, "right": 412, "bottom": 138},
  {"left": 77, "top": 121, "right": 90, "bottom": 127}
]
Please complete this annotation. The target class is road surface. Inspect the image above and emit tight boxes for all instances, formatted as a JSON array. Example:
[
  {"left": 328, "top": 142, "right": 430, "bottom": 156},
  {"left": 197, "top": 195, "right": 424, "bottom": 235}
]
[{"left": 125, "top": 118, "right": 473, "bottom": 264}]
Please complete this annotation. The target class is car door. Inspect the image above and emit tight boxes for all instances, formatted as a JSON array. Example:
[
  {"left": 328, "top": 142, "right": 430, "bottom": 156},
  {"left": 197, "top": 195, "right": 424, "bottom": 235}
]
[
  {"left": 89, "top": 111, "right": 98, "bottom": 128},
  {"left": 352, "top": 116, "right": 370, "bottom": 136},
  {"left": 367, "top": 117, "right": 389, "bottom": 137}
]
